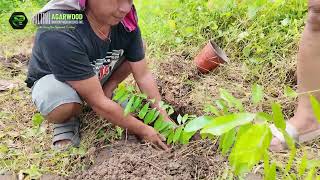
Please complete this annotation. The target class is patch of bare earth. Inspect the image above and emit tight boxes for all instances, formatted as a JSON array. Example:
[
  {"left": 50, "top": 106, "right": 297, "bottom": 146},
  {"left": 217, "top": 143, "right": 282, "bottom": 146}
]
[{"left": 69, "top": 140, "right": 225, "bottom": 180}]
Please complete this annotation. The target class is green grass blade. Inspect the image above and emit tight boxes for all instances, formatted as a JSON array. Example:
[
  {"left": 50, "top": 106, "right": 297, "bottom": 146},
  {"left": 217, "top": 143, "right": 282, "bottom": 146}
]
[
  {"left": 298, "top": 150, "right": 307, "bottom": 177},
  {"left": 305, "top": 167, "right": 316, "bottom": 180},
  {"left": 309, "top": 95, "right": 320, "bottom": 123}
]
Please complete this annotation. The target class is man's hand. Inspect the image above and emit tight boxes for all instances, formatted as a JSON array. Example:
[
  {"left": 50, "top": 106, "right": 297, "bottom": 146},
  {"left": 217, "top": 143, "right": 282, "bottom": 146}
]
[{"left": 139, "top": 125, "right": 169, "bottom": 151}]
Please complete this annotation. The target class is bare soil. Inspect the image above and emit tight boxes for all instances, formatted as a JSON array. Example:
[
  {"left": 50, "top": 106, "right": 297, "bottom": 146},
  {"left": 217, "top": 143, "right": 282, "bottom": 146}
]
[{"left": 69, "top": 140, "right": 225, "bottom": 180}]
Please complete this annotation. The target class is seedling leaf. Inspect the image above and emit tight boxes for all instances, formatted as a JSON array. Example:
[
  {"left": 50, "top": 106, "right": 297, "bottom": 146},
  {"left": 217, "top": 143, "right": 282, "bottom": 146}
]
[
  {"left": 184, "top": 116, "right": 213, "bottom": 132},
  {"left": 124, "top": 96, "right": 135, "bottom": 116},
  {"left": 221, "top": 128, "right": 236, "bottom": 155},
  {"left": 271, "top": 103, "right": 286, "bottom": 130},
  {"left": 229, "top": 124, "right": 272, "bottom": 175},
  {"left": 173, "top": 126, "right": 184, "bottom": 143},
  {"left": 32, "top": 113, "right": 44, "bottom": 127},
  {"left": 138, "top": 102, "right": 150, "bottom": 119},
  {"left": 144, "top": 108, "right": 157, "bottom": 124},
  {"left": 201, "top": 113, "right": 256, "bottom": 136}
]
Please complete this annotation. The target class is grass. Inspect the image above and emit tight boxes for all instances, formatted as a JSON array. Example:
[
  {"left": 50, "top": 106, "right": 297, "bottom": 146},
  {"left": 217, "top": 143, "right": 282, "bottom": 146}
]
[{"left": 0, "top": 0, "right": 319, "bottom": 179}]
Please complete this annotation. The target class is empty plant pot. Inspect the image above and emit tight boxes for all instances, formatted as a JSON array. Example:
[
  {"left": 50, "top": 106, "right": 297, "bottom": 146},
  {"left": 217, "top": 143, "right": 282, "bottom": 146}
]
[{"left": 194, "top": 40, "right": 229, "bottom": 74}]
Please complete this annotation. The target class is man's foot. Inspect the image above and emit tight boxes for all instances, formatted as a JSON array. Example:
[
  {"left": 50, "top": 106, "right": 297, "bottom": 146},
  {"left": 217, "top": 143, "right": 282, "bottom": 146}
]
[
  {"left": 53, "top": 139, "right": 73, "bottom": 149},
  {"left": 52, "top": 117, "right": 81, "bottom": 150},
  {"left": 270, "top": 114, "right": 320, "bottom": 152}
]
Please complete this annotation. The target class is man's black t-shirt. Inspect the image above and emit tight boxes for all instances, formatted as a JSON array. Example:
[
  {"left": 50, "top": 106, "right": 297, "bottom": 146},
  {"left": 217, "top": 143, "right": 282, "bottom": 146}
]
[{"left": 25, "top": 10, "right": 145, "bottom": 88}]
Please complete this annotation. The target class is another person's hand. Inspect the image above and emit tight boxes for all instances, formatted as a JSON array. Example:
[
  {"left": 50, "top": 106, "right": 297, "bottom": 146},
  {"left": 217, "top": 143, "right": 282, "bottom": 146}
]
[{"left": 139, "top": 125, "right": 169, "bottom": 151}]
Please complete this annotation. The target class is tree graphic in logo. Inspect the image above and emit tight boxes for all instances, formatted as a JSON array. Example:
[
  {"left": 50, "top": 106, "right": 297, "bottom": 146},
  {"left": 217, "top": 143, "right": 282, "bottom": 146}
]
[{"left": 9, "top": 12, "right": 28, "bottom": 29}]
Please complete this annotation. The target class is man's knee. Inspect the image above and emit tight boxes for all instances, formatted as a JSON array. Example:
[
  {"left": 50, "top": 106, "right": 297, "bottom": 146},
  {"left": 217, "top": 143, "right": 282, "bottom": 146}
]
[
  {"left": 46, "top": 103, "right": 82, "bottom": 124},
  {"left": 308, "top": 0, "right": 320, "bottom": 31}
]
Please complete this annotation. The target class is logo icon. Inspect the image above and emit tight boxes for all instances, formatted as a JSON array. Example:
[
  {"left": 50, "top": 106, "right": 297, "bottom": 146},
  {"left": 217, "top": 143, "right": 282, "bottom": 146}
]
[{"left": 9, "top": 12, "right": 28, "bottom": 29}]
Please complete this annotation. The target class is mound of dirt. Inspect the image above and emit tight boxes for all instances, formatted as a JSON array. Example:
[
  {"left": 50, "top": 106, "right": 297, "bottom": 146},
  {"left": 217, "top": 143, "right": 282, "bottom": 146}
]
[
  {"left": 69, "top": 140, "right": 225, "bottom": 180},
  {"left": 155, "top": 54, "right": 202, "bottom": 115}
]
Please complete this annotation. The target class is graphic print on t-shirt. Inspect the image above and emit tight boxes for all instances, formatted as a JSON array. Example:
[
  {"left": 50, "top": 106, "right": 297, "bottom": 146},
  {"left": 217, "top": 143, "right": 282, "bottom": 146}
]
[{"left": 91, "top": 49, "right": 124, "bottom": 81}]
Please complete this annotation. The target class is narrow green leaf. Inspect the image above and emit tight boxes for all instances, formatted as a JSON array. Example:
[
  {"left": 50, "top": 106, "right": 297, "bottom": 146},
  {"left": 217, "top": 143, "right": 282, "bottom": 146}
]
[
  {"left": 167, "top": 107, "right": 174, "bottom": 116},
  {"left": 298, "top": 150, "right": 307, "bottom": 177},
  {"left": 265, "top": 163, "right": 277, "bottom": 180},
  {"left": 124, "top": 96, "right": 135, "bottom": 116},
  {"left": 219, "top": 133, "right": 226, "bottom": 151},
  {"left": 221, "top": 128, "right": 236, "bottom": 155},
  {"left": 236, "top": 124, "right": 253, "bottom": 141},
  {"left": 180, "top": 131, "right": 197, "bottom": 144},
  {"left": 220, "top": 88, "right": 244, "bottom": 111},
  {"left": 284, "top": 86, "right": 298, "bottom": 98},
  {"left": 119, "top": 93, "right": 130, "bottom": 103},
  {"left": 263, "top": 151, "right": 270, "bottom": 177},
  {"left": 144, "top": 108, "right": 157, "bottom": 124},
  {"left": 32, "top": 113, "right": 44, "bottom": 127},
  {"left": 161, "top": 127, "right": 173, "bottom": 138},
  {"left": 173, "top": 126, "right": 184, "bottom": 143},
  {"left": 167, "top": 130, "right": 175, "bottom": 144},
  {"left": 158, "top": 121, "right": 172, "bottom": 132},
  {"left": 309, "top": 95, "right": 320, "bottom": 123},
  {"left": 285, "top": 147, "right": 296, "bottom": 173},
  {"left": 177, "top": 114, "right": 183, "bottom": 125},
  {"left": 281, "top": 129, "right": 295, "bottom": 150},
  {"left": 256, "top": 112, "right": 273, "bottom": 122},
  {"left": 182, "top": 114, "right": 189, "bottom": 124},
  {"left": 251, "top": 84, "right": 264, "bottom": 105},
  {"left": 184, "top": 116, "right": 213, "bottom": 132},
  {"left": 113, "top": 83, "right": 126, "bottom": 101},
  {"left": 215, "top": 99, "right": 229, "bottom": 113},
  {"left": 126, "top": 85, "right": 135, "bottom": 93},
  {"left": 201, "top": 113, "right": 256, "bottom": 136},
  {"left": 229, "top": 124, "right": 272, "bottom": 175},
  {"left": 154, "top": 115, "right": 164, "bottom": 131},
  {"left": 138, "top": 93, "right": 148, "bottom": 99},
  {"left": 133, "top": 96, "right": 142, "bottom": 109},
  {"left": 138, "top": 102, "right": 150, "bottom": 119},
  {"left": 271, "top": 103, "right": 286, "bottom": 130},
  {"left": 305, "top": 167, "right": 316, "bottom": 180},
  {"left": 220, "top": 88, "right": 236, "bottom": 107},
  {"left": 150, "top": 110, "right": 160, "bottom": 124},
  {"left": 204, "top": 104, "right": 221, "bottom": 116}
]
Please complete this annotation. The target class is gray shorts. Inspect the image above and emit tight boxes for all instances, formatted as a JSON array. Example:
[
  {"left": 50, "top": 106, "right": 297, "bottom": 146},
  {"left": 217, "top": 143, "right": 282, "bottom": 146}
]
[
  {"left": 31, "top": 58, "right": 125, "bottom": 116},
  {"left": 31, "top": 74, "right": 83, "bottom": 116}
]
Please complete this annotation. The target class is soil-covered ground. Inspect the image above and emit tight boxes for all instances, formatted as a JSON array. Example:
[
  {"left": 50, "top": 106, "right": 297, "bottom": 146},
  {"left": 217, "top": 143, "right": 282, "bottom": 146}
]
[
  {"left": 69, "top": 140, "right": 227, "bottom": 180},
  {"left": 0, "top": 52, "right": 318, "bottom": 179}
]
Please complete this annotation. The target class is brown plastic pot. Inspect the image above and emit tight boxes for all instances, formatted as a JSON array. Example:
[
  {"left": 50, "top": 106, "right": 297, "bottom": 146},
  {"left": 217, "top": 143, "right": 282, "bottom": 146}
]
[{"left": 194, "top": 40, "right": 229, "bottom": 74}]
